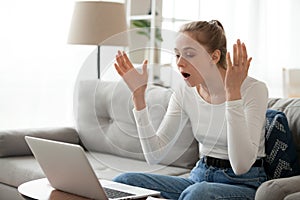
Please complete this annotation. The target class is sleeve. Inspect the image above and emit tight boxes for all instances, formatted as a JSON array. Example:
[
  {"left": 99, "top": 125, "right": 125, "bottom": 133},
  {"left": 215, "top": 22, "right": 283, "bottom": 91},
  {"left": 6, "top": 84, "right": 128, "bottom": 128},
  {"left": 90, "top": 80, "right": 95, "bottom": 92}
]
[
  {"left": 133, "top": 92, "right": 189, "bottom": 165},
  {"left": 226, "top": 81, "right": 268, "bottom": 175}
]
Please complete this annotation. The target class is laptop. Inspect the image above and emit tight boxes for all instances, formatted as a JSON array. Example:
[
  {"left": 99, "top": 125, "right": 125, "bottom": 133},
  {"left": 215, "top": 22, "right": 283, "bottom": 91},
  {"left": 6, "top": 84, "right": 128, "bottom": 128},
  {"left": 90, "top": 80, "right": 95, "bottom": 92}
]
[{"left": 25, "top": 136, "right": 160, "bottom": 200}]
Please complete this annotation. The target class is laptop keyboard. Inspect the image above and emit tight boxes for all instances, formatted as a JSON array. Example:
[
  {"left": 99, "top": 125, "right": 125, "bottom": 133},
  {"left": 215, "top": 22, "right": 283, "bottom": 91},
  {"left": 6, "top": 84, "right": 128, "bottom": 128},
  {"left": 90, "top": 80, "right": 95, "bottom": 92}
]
[{"left": 103, "top": 187, "right": 135, "bottom": 199}]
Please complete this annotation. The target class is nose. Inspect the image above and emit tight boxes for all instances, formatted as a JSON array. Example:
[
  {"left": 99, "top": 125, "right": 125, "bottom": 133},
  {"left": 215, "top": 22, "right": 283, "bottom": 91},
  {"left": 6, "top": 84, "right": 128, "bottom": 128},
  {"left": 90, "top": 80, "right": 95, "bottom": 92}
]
[{"left": 176, "top": 56, "right": 185, "bottom": 67}]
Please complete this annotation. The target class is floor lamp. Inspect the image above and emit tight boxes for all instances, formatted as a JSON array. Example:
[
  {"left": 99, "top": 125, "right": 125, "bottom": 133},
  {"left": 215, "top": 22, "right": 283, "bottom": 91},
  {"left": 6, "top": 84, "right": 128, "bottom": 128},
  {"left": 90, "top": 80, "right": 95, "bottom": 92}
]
[{"left": 67, "top": 1, "right": 128, "bottom": 79}]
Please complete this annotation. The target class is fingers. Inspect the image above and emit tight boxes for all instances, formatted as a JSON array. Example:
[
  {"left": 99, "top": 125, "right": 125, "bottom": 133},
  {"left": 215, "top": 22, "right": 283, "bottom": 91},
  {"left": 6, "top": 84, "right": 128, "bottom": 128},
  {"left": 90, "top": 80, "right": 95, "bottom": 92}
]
[
  {"left": 233, "top": 39, "right": 243, "bottom": 67},
  {"left": 233, "top": 43, "right": 238, "bottom": 66},
  {"left": 231, "top": 39, "right": 251, "bottom": 69},
  {"left": 114, "top": 51, "right": 149, "bottom": 79},
  {"left": 115, "top": 51, "right": 124, "bottom": 74},
  {"left": 115, "top": 50, "right": 124, "bottom": 66},
  {"left": 114, "top": 63, "right": 124, "bottom": 76},
  {"left": 247, "top": 57, "right": 252, "bottom": 70},
  {"left": 240, "top": 41, "right": 252, "bottom": 72},
  {"left": 237, "top": 40, "right": 243, "bottom": 67},
  {"left": 115, "top": 50, "right": 133, "bottom": 71},
  {"left": 241, "top": 42, "right": 248, "bottom": 68},
  {"left": 122, "top": 51, "right": 134, "bottom": 70},
  {"left": 142, "top": 60, "right": 148, "bottom": 75},
  {"left": 226, "top": 52, "right": 233, "bottom": 69},
  {"left": 114, "top": 51, "right": 149, "bottom": 93}
]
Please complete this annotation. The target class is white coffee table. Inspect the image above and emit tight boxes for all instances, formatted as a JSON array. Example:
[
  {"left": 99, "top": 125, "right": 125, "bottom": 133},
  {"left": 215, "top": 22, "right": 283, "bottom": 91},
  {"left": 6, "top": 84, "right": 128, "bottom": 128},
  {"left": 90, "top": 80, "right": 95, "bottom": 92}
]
[{"left": 18, "top": 178, "right": 90, "bottom": 200}]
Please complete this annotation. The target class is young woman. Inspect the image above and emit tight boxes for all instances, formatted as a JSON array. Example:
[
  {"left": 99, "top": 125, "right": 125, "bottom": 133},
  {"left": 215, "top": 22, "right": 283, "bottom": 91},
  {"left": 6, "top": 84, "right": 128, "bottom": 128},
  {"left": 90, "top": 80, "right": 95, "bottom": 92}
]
[{"left": 113, "top": 20, "right": 268, "bottom": 200}]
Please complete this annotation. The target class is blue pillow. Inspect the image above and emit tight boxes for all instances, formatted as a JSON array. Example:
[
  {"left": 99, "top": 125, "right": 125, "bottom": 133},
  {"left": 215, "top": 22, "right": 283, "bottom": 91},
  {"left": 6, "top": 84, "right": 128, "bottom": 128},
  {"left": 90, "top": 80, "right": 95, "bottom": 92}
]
[{"left": 264, "top": 109, "right": 300, "bottom": 180}]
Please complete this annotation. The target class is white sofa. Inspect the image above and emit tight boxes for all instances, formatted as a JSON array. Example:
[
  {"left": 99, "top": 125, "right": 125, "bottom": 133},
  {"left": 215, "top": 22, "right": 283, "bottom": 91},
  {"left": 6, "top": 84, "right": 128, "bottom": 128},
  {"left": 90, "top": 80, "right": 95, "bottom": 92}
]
[
  {"left": 0, "top": 80, "right": 198, "bottom": 199},
  {"left": 1, "top": 80, "right": 300, "bottom": 200}
]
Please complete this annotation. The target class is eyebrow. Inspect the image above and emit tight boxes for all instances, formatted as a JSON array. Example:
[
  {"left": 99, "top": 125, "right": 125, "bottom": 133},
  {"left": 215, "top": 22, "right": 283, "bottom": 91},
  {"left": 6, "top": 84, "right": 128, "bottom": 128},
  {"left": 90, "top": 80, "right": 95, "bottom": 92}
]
[{"left": 174, "top": 47, "right": 197, "bottom": 52}]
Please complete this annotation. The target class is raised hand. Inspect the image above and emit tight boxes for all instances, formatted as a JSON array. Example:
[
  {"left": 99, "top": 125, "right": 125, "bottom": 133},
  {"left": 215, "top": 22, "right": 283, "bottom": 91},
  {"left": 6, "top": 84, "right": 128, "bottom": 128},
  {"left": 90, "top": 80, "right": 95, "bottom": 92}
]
[
  {"left": 114, "top": 50, "right": 148, "bottom": 96},
  {"left": 225, "top": 39, "right": 252, "bottom": 101},
  {"left": 114, "top": 51, "right": 148, "bottom": 110}
]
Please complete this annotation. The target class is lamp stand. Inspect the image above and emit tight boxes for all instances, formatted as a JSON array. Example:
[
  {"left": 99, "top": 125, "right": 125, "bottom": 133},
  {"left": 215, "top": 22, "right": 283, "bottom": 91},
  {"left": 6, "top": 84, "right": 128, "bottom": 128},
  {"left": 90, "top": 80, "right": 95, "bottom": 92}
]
[{"left": 97, "top": 45, "right": 101, "bottom": 79}]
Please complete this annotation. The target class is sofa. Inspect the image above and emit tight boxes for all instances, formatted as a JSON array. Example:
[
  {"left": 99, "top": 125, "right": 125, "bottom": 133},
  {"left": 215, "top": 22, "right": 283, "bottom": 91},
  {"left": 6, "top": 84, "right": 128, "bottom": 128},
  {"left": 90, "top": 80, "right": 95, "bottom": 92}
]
[
  {"left": 0, "top": 80, "right": 299, "bottom": 200},
  {"left": 255, "top": 98, "right": 300, "bottom": 200}
]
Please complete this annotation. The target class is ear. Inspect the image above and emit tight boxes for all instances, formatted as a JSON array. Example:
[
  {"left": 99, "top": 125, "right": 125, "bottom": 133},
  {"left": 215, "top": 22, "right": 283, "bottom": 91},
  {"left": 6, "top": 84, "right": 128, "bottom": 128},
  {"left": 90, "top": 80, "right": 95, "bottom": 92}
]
[{"left": 211, "top": 49, "right": 221, "bottom": 64}]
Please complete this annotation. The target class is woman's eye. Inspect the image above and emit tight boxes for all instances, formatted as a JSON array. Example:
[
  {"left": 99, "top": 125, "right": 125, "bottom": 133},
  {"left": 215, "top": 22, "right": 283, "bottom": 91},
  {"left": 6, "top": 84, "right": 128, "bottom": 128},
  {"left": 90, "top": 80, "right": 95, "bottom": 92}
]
[
  {"left": 185, "top": 52, "right": 195, "bottom": 58},
  {"left": 175, "top": 54, "right": 180, "bottom": 59}
]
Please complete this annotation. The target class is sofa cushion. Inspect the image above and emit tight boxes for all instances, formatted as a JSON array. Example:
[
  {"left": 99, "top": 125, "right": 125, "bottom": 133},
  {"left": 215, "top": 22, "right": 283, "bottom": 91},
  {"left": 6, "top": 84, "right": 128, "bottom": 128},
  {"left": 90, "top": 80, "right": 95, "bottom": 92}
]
[
  {"left": 264, "top": 109, "right": 300, "bottom": 179},
  {"left": 0, "top": 156, "right": 45, "bottom": 187},
  {"left": 255, "top": 175, "right": 300, "bottom": 200},
  {"left": 0, "top": 127, "right": 80, "bottom": 157},
  {"left": 77, "top": 80, "right": 199, "bottom": 169},
  {"left": 268, "top": 98, "right": 300, "bottom": 162},
  {"left": 0, "top": 152, "right": 191, "bottom": 188},
  {"left": 0, "top": 183, "right": 25, "bottom": 200},
  {"left": 284, "top": 192, "right": 300, "bottom": 200}
]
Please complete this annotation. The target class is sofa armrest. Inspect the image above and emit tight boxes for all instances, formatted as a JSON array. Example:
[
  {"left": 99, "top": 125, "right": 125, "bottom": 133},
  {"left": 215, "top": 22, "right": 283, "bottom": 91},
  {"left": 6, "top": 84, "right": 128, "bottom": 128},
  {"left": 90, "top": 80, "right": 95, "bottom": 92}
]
[
  {"left": 0, "top": 127, "right": 79, "bottom": 157},
  {"left": 255, "top": 175, "right": 300, "bottom": 200}
]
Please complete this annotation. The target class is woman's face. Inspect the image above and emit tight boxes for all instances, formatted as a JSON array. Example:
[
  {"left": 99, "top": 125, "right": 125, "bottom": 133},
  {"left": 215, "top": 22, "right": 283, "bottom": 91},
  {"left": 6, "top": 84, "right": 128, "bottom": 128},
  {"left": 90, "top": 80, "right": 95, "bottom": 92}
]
[{"left": 174, "top": 32, "right": 214, "bottom": 87}]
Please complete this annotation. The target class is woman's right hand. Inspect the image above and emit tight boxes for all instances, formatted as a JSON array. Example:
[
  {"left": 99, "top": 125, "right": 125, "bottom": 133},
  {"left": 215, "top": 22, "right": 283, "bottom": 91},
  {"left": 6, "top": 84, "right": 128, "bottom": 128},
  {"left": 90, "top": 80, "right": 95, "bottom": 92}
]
[{"left": 114, "top": 51, "right": 148, "bottom": 110}]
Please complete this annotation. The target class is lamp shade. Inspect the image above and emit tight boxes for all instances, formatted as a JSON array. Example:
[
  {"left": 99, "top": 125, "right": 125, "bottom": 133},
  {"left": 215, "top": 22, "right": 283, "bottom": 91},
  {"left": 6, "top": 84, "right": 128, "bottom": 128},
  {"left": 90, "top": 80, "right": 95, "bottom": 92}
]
[{"left": 68, "top": 1, "right": 128, "bottom": 46}]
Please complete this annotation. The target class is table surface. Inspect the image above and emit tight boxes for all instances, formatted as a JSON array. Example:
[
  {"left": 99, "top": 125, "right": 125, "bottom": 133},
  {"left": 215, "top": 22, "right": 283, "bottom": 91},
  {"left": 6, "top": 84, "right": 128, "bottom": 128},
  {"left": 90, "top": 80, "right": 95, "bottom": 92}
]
[
  {"left": 18, "top": 178, "right": 93, "bottom": 200},
  {"left": 18, "top": 178, "right": 155, "bottom": 200}
]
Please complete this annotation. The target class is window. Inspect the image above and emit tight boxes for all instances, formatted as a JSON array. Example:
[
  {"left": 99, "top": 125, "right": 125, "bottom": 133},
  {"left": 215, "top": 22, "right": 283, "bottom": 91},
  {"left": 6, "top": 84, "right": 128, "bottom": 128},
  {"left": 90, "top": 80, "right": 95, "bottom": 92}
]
[{"left": 0, "top": 0, "right": 94, "bottom": 129}]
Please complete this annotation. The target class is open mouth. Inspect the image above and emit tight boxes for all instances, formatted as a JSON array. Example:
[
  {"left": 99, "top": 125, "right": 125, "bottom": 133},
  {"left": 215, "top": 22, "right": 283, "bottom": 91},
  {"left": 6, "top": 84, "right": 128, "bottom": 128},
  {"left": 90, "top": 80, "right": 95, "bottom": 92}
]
[{"left": 181, "top": 72, "right": 191, "bottom": 79}]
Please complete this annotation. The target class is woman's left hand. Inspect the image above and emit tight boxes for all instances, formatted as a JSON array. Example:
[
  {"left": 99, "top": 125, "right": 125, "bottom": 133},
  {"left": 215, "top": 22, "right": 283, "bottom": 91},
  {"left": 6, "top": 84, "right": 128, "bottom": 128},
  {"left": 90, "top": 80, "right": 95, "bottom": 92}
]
[{"left": 225, "top": 39, "right": 252, "bottom": 101}]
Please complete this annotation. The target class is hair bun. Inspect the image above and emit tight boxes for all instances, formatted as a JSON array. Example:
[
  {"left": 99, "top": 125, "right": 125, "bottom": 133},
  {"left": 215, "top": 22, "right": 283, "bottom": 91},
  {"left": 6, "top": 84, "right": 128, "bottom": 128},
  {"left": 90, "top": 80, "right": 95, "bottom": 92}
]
[{"left": 209, "top": 20, "right": 224, "bottom": 31}]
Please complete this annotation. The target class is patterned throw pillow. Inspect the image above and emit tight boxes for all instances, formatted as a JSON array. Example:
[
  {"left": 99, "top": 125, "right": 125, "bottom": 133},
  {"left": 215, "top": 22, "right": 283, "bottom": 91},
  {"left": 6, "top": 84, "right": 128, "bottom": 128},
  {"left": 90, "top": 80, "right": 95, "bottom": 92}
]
[{"left": 264, "top": 109, "right": 300, "bottom": 180}]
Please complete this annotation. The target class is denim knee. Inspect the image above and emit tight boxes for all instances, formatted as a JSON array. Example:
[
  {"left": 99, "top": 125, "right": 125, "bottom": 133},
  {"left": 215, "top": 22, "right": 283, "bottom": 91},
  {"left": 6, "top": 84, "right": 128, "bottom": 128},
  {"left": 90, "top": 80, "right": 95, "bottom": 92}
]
[
  {"left": 113, "top": 172, "right": 138, "bottom": 185},
  {"left": 179, "top": 181, "right": 256, "bottom": 200},
  {"left": 179, "top": 182, "right": 214, "bottom": 200}
]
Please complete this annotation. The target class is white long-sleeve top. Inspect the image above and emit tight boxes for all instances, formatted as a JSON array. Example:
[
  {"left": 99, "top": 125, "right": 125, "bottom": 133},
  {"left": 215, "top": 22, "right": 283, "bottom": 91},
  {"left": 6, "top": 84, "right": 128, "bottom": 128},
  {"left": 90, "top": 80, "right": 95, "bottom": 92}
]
[{"left": 133, "top": 76, "right": 269, "bottom": 175}]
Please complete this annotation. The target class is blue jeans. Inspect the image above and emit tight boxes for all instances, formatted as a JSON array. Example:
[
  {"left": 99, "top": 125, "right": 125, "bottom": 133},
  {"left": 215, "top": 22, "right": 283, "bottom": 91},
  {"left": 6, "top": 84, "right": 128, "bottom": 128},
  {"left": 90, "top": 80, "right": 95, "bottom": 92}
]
[{"left": 113, "top": 157, "right": 267, "bottom": 200}]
